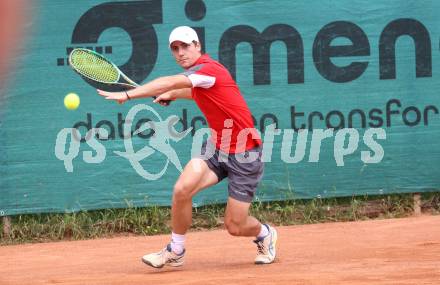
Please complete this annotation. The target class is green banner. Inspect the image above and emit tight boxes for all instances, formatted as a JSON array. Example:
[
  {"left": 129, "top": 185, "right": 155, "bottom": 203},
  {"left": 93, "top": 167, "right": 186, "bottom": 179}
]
[{"left": 1, "top": 0, "right": 439, "bottom": 216}]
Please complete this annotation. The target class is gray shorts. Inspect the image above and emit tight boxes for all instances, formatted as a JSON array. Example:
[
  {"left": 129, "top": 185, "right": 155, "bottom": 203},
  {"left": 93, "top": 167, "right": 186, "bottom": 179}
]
[{"left": 198, "top": 141, "right": 264, "bottom": 203}]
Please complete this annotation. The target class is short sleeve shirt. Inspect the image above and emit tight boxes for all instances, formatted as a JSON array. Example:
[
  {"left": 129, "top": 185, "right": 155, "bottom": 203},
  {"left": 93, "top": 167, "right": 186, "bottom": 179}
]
[{"left": 182, "top": 54, "right": 261, "bottom": 153}]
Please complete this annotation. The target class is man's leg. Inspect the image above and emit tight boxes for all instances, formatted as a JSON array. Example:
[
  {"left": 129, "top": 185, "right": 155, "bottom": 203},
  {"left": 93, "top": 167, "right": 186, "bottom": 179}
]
[
  {"left": 142, "top": 158, "right": 218, "bottom": 268},
  {"left": 172, "top": 158, "right": 219, "bottom": 234},
  {"left": 224, "top": 197, "right": 260, "bottom": 237},
  {"left": 224, "top": 197, "right": 278, "bottom": 264}
]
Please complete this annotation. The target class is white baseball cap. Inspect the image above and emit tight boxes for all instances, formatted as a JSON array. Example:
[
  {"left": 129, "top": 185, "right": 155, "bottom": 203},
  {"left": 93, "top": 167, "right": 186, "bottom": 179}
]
[{"left": 169, "top": 26, "right": 199, "bottom": 46}]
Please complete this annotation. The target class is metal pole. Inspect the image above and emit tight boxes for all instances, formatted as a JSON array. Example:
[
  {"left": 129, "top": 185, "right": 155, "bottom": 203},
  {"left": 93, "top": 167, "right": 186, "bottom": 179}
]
[
  {"left": 413, "top": 193, "right": 422, "bottom": 216},
  {"left": 2, "top": 216, "right": 11, "bottom": 236}
]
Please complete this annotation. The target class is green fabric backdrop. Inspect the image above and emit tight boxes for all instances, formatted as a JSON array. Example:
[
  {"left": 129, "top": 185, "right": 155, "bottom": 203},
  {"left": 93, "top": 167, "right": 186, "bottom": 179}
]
[{"left": 0, "top": 0, "right": 439, "bottom": 216}]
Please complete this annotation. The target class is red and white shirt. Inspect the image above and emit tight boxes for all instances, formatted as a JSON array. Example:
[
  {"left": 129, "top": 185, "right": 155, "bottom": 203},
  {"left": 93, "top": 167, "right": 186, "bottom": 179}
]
[{"left": 183, "top": 54, "right": 261, "bottom": 154}]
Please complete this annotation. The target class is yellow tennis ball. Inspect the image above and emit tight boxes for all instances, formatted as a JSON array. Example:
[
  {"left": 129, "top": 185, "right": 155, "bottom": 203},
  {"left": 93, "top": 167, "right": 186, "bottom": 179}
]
[{"left": 64, "top": 93, "right": 80, "bottom": 110}]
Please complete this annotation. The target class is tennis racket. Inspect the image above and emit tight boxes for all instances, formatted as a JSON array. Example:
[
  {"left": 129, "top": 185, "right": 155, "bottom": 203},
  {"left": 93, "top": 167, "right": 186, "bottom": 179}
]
[{"left": 68, "top": 48, "right": 171, "bottom": 104}]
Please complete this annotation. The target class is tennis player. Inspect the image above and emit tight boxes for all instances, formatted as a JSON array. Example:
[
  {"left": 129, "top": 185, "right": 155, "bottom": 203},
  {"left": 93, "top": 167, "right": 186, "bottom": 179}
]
[{"left": 97, "top": 26, "right": 277, "bottom": 268}]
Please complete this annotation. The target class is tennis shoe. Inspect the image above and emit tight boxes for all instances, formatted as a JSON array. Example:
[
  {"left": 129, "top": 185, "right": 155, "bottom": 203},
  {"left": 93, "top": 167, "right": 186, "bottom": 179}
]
[
  {"left": 142, "top": 244, "right": 185, "bottom": 268},
  {"left": 254, "top": 224, "right": 277, "bottom": 264}
]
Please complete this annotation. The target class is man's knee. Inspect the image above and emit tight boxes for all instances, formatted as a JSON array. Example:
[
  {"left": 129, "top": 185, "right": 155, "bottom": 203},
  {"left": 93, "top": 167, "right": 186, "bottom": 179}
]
[{"left": 173, "top": 181, "right": 195, "bottom": 203}]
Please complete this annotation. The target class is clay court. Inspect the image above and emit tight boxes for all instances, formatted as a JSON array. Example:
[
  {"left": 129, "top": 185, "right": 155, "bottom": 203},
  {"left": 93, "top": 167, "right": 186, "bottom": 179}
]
[{"left": 2, "top": 215, "right": 439, "bottom": 285}]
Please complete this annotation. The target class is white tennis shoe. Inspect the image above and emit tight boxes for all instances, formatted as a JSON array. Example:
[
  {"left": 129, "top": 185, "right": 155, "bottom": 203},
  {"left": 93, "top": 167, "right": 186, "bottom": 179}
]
[
  {"left": 142, "top": 244, "right": 185, "bottom": 268},
  {"left": 254, "top": 224, "right": 278, "bottom": 264}
]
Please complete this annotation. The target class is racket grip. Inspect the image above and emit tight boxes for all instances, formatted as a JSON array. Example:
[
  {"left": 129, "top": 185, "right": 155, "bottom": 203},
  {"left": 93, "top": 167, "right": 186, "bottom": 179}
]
[{"left": 152, "top": 96, "right": 172, "bottom": 106}]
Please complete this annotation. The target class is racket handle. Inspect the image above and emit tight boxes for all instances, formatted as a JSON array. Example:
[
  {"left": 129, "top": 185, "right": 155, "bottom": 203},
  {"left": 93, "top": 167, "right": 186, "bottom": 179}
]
[{"left": 152, "top": 96, "right": 172, "bottom": 106}]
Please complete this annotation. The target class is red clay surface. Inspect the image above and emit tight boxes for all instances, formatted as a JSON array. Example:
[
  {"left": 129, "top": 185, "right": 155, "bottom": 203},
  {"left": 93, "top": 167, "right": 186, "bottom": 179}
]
[{"left": 1, "top": 215, "right": 440, "bottom": 285}]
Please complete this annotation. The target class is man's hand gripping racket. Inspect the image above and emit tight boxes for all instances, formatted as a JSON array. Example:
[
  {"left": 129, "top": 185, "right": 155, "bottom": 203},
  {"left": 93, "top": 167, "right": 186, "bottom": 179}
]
[{"left": 68, "top": 48, "right": 171, "bottom": 105}]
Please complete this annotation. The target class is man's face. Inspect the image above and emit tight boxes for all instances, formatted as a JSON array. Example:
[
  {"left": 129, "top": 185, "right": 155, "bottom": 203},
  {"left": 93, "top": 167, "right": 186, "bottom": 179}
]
[{"left": 170, "top": 41, "right": 201, "bottom": 69}]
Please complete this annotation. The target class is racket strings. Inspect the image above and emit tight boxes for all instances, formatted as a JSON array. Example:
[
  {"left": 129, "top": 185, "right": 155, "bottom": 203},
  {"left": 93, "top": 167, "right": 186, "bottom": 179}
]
[{"left": 70, "top": 50, "right": 119, "bottom": 83}]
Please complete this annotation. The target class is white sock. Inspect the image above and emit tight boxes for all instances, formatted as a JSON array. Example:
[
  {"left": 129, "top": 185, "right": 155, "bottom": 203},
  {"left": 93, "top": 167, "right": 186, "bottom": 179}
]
[
  {"left": 170, "top": 232, "right": 186, "bottom": 255},
  {"left": 256, "top": 224, "right": 269, "bottom": 240}
]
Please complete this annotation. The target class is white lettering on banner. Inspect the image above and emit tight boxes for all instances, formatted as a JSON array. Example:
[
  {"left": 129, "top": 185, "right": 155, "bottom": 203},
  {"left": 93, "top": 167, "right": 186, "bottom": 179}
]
[
  {"left": 361, "top": 128, "right": 386, "bottom": 163},
  {"left": 308, "top": 129, "right": 334, "bottom": 162},
  {"left": 334, "top": 128, "right": 359, "bottom": 167},
  {"left": 55, "top": 128, "right": 80, "bottom": 172},
  {"left": 280, "top": 129, "right": 307, "bottom": 163}
]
